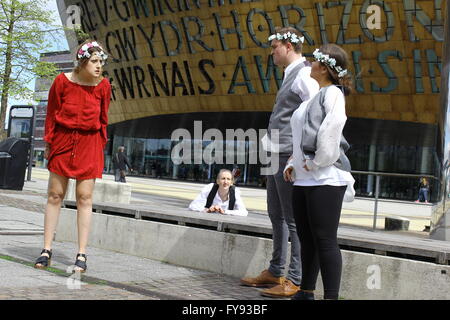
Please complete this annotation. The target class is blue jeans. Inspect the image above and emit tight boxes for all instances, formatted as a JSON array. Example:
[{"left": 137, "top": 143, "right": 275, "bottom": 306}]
[
  {"left": 115, "top": 169, "right": 126, "bottom": 183},
  {"left": 418, "top": 188, "right": 429, "bottom": 202}
]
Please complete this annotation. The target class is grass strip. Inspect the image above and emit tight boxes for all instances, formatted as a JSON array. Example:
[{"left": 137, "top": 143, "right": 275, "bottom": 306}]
[{"left": 0, "top": 253, "right": 181, "bottom": 299}]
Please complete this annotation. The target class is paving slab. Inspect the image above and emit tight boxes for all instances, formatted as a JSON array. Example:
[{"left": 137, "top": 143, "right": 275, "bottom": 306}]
[
  {"left": 0, "top": 230, "right": 276, "bottom": 300},
  {"left": 0, "top": 169, "right": 442, "bottom": 301}
]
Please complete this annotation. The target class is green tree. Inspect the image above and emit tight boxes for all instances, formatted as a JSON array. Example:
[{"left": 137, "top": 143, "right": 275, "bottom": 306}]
[{"left": 0, "top": 0, "right": 60, "bottom": 140}]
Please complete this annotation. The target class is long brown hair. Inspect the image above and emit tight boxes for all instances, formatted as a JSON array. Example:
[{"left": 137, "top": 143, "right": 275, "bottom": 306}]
[
  {"left": 317, "top": 44, "right": 353, "bottom": 96},
  {"left": 73, "top": 39, "right": 107, "bottom": 76}
]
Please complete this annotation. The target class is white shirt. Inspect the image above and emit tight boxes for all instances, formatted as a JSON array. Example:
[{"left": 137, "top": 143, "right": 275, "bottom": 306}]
[
  {"left": 262, "top": 57, "right": 320, "bottom": 152},
  {"left": 188, "top": 183, "right": 249, "bottom": 217},
  {"left": 285, "top": 57, "right": 320, "bottom": 102},
  {"left": 285, "top": 85, "right": 355, "bottom": 202}
]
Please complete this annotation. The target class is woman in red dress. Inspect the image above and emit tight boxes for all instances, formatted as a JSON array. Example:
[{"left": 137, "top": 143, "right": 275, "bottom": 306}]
[{"left": 34, "top": 39, "right": 111, "bottom": 273}]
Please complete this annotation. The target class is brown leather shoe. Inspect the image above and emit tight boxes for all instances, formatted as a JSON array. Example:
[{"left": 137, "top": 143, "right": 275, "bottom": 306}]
[
  {"left": 240, "top": 269, "right": 285, "bottom": 288},
  {"left": 260, "top": 279, "right": 300, "bottom": 298}
]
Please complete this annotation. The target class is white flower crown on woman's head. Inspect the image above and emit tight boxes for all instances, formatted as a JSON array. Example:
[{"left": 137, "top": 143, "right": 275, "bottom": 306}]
[
  {"left": 77, "top": 41, "right": 108, "bottom": 65},
  {"left": 312, "top": 48, "right": 348, "bottom": 78},
  {"left": 268, "top": 32, "right": 304, "bottom": 44}
]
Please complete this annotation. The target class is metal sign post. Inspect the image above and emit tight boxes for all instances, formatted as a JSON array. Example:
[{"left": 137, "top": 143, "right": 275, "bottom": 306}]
[{"left": 8, "top": 105, "right": 36, "bottom": 181}]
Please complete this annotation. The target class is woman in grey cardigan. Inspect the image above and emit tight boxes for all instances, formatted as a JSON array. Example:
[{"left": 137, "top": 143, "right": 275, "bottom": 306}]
[{"left": 284, "top": 44, "right": 355, "bottom": 300}]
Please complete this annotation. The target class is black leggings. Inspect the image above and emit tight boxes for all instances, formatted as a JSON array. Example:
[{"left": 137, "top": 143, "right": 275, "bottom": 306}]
[{"left": 292, "top": 185, "right": 346, "bottom": 300}]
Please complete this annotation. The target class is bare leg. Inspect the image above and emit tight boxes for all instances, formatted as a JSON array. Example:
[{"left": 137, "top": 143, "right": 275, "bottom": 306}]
[
  {"left": 74, "top": 178, "right": 95, "bottom": 270},
  {"left": 36, "top": 172, "right": 69, "bottom": 266}
]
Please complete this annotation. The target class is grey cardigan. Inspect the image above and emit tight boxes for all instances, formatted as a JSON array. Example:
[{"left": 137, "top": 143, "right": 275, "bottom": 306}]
[
  {"left": 267, "top": 60, "right": 311, "bottom": 154},
  {"left": 301, "top": 85, "right": 351, "bottom": 172}
]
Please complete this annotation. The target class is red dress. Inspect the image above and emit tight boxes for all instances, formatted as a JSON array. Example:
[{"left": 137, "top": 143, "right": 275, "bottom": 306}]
[{"left": 44, "top": 73, "right": 111, "bottom": 180}]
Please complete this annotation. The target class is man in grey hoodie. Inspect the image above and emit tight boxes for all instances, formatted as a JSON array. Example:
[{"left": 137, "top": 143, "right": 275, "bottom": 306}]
[{"left": 240, "top": 27, "right": 319, "bottom": 298}]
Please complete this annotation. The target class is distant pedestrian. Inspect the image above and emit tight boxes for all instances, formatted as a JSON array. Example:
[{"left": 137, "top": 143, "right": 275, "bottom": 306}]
[
  {"left": 151, "top": 161, "right": 157, "bottom": 177},
  {"left": 415, "top": 177, "right": 430, "bottom": 203},
  {"left": 232, "top": 166, "right": 241, "bottom": 185},
  {"left": 113, "top": 146, "right": 133, "bottom": 183},
  {"left": 34, "top": 39, "right": 111, "bottom": 273},
  {"left": 156, "top": 162, "right": 162, "bottom": 178}
]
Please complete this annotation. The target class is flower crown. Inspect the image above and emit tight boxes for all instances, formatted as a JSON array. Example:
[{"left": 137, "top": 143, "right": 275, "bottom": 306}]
[
  {"left": 268, "top": 32, "right": 304, "bottom": 44},
  {"left": 312, "top": 48, "right": 348, "bottom": 78},
  {"left": 77, "top": 41, "right": 108, "bottom": 65}
]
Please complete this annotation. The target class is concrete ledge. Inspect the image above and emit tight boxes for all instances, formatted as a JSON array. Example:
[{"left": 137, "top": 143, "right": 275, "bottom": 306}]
[
  {"left": 385, "top": 216, "right": 410, "bottom": 231},
  {"left": 56, "top": 208, "right": 450, "bottom": 299},
  {"left": 63, "top": 199, "right": 450, "bottom": 264},
  {"left": 65, "top": 179, "right": 131, "bottom": 204},
  {"left": 343, "top": 198, "right": 433, "bottom": 218},
  {"left": 430, "top": 201, "right": 450, "bottom": 240}
]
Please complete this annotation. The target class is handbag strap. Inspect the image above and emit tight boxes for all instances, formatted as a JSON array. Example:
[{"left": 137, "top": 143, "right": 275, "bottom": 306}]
[{"left": 205, "top": 184, "right": 236, "bottom": 210}]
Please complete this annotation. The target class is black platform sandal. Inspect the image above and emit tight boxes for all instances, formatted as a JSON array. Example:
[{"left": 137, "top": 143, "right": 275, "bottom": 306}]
[
  {"left": 34, "top": 249, "right": 52, "bottom": 269},
  {"left": 73, "top": 253, "right": 87, "bottom": 273}
]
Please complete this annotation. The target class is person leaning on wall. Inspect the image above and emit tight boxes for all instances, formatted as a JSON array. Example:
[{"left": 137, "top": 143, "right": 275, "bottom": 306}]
[
  {"left": 189, "top": 169, "right": 248, "bottom": 217},
  {"left": 415, "top": 177, "right": 430, "bottom": 203}
]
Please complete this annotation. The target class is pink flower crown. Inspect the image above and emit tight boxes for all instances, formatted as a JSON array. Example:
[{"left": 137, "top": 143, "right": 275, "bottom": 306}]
[{"left": 77, "top": 41, "right": 108, "bottom": 65}]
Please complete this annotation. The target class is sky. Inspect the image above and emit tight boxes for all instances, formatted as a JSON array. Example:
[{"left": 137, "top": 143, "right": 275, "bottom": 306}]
[{"left": 7, "top": 0, "right": 69, "bottom": 109}]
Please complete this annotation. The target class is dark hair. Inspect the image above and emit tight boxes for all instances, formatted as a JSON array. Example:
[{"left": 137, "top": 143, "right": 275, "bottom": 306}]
[
  {"left": 73, "top": 39, "right": 107, "bottom": 74},
  {"left": 317, "top": 44, "right": 353, "bottom": 96},
  {"left": 273, "top": 27, "right": 303, "bottom": 53}
]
